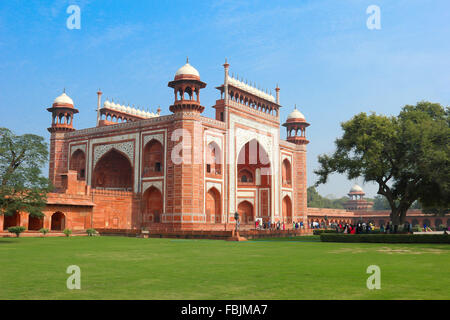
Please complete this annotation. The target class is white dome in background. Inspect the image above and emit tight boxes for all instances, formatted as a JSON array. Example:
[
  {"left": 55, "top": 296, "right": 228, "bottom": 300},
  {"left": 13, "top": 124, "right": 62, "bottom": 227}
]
[
  {"left": 175, "top": 62, "right": 200, "bottom": 77},
  {"left": 350, "top": 184, "right": 364, "bottom": 193},
  {"left": 287, "top": 108, "right": 305, "bottom": 120},
  {"left": 54, "top": 92, "right": 74, "bottom": 105}
]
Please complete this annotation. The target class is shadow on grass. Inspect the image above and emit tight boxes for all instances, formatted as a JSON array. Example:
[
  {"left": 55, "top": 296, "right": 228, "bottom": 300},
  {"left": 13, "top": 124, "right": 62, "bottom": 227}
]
[{"left": 0, "top": 239, "right": 20, "bottom": 244}]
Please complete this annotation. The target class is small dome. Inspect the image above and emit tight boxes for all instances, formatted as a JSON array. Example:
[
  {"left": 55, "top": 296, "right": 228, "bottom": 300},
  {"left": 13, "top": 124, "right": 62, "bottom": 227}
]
[
  {"left": 350, "top": 184, "right": 364, "bottom": 193},
  {"left": 54, "top": 92, "right": 74, "bottom": 106},
  {"left": 287, "top": 108, "right": 305, "bottom": 120},
  {"left": 175, "top": 62, "right": 200, "bottom": 78}
]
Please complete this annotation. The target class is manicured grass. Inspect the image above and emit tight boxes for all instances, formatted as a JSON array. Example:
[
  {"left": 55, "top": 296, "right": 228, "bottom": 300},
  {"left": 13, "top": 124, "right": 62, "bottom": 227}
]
[{"left": 0, "top": 236, "right": 449, "bottom": 300}]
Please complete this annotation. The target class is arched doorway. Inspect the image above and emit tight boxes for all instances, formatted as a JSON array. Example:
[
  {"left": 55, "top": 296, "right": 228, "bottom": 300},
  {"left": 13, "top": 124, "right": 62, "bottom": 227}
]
[
  {"left": 51, "top": 212, "right": 65, "bottom": 231},
  {"left": 70, "top": 149, "right": 86, "bottom": 180},
  {"left": 3, "top": 212, "right": 20, "bottom": 230},
  {"left": 282, "top": 196, "right": 292, "bottom": 223},
  {"left": 93, "top": 149, "right": 133, "bottom": 190},
  {"left": 142, "top": 140, "right": 163, "bottom": 177},
  {"left": 238, "top": 201, "right": 254, "bottom": 223},
  {"left": 206, "top": 188, "right": 221, "bottom": 223},
  {"left": 143, "top": 187, "right": 163, "bottom": 223},
  {"left": 28, "top": 215, "right": 44, "bottom": 231}
]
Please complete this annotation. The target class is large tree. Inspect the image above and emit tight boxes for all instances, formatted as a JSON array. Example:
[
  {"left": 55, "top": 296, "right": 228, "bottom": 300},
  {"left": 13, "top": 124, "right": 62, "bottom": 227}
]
[
  {"left": 0, "top": 128, "right": 52, "bottom": 218},
  {"left": 315, "top": 101, "right": 449, "bottom": 225}
]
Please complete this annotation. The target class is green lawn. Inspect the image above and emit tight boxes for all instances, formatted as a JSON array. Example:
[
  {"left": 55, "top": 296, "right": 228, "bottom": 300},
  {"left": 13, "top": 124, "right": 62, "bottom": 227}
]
[{"left": 1, "top": 236, "right": 449, "bottom": 300}]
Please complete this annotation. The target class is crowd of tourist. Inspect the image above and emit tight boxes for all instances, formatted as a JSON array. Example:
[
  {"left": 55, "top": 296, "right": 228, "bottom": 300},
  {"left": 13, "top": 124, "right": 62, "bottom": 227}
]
[
  {"left": 253, "top": 219, "right": 448, "bottom": 233},
  {"left": 255, "top": 220, "right": 305, "bottom": 231}
]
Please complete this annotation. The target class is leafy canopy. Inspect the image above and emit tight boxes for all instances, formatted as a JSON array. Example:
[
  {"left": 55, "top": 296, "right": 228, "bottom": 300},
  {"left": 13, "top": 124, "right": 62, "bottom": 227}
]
[
  {"left": 315, "top": 101, "right": 449, "bottom": 224},
  {"left": 0, "top": 127, "right": 52, "bottom": 217}
]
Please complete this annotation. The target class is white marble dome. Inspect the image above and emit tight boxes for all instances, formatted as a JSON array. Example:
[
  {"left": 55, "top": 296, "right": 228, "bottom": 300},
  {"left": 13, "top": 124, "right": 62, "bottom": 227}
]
[
  {"left": 54, "top": 92, "right": 74, "bottom": 105},
  {"left": 175, "top": 62, "right": 200, "bottom": 78},
  {"left": 350, "top": 184, "right": 364, "bottom": 193},
  {"left": 287, "top": 108, "right": 305, "bottom": 120}
]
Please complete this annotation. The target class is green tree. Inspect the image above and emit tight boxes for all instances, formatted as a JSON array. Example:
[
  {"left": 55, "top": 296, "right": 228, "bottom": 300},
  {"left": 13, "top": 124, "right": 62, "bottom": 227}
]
[
  {"left": 0, "top": 128, "right": 52, "bottom": 219},
  {"left": 307, "top": 186, "right": 348, "bottom": 209},
  {"left": 315, "top": 101, "right": 449, "bottom": 225}
]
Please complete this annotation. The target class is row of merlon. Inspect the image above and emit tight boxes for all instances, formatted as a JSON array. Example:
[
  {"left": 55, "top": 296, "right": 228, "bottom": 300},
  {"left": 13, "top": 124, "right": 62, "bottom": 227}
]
[{"left": 102, "top": 100, "right": 160, "bottom": 118}]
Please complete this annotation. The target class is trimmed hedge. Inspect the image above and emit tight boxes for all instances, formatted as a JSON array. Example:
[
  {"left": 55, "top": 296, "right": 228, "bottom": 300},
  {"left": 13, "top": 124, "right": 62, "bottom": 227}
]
[
  {"left": 312, "top": 229, "right": 338, "bottom": 235},
  {"left": 320, "top": 233, "right": 450, "bottom": 244}
]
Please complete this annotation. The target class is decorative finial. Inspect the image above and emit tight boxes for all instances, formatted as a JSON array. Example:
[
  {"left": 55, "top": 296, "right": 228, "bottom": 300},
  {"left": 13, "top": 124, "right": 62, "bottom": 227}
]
[
  {"left": 63, "top": 88, "right": 66, "bottom": 93},
  {"left": 186, "top": 57, "right": 189, "bottom": 64}
]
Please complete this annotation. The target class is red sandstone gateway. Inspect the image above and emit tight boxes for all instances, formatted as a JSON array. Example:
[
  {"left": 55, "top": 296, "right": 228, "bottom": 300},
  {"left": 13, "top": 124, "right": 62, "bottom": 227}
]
[{"left": 0, "top": 60, "right": 442, "bottom": 235}]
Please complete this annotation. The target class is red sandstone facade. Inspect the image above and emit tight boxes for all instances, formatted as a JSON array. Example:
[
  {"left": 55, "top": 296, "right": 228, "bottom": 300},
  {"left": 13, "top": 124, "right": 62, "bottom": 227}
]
[
  {"left": 0, "top": 61, "right": 446, "bottom": 234},
  {"left": 0, "top": 60, "right": 309, "bottom": 233}
]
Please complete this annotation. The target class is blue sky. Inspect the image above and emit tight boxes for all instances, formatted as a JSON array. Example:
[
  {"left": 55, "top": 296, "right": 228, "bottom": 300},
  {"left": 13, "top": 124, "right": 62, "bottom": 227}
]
[{"left": 0, "top": 0, "right": 449, "bottom": 198}]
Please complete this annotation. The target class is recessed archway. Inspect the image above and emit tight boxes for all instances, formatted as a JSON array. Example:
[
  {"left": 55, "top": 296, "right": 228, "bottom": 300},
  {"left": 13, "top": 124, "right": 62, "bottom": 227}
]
[
  {"left": 28, "top": 215, "right": 44, "bottom": 231},
  {"left": 93, "top": 149, "right": 133, "bottom": 190},
  {"left": 143, "top": 186, "right": 163, "bottom": 223},
  {"left": 3, "top": 212, "right": 20, "bottom": 230},
  {"left": 51, "top": 212, "right": 65, "bottom": 231},
  {"left": 237, "top": 201, "right": 254, "bottom": 223},
  {"left": 70, "top": 149, "right": 86, "bottom": 180},
  {"left": 143, "top": 139, "right": 163, "bottom": 177},
  {"left": 282, "top": 196, "right": 292, "bottom": 223},
  {"left": 206, "top": 187, "right": 221, "bottom": 223},
  {"left": 282, "top": 159, "right": 292, "bottom": 186}
]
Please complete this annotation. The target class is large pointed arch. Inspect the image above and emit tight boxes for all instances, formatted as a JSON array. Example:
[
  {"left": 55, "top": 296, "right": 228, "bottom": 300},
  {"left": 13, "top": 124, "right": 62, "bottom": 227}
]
[
  {"left": 92, "top": 149, "right": 133, "bottom": 190},
  {"left": 237, "top": 139, "right": 271, "bottom": 186}
]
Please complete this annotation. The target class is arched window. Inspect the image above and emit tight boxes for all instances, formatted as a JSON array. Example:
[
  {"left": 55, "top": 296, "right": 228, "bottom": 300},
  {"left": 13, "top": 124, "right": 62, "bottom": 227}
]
[
  {"left": 70, "top": 149, "right": 86, "bottom": 180},
  {"left": 143, "top": 140, "right": 163, "bottom": 177},
  {"left": 93, "top": 149, "right": 133, "bottom": 190},
  {"left": 282, "top": 159, "right": 292, "bottom": 186},
  {"left": 238, "top": 169, "right": 254, "bottom": 184}
]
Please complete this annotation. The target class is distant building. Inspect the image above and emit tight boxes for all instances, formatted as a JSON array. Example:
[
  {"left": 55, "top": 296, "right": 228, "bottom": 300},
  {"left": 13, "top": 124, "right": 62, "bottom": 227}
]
[{"left": 343, "top": 184, "right": 374, "bottom": 211}]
